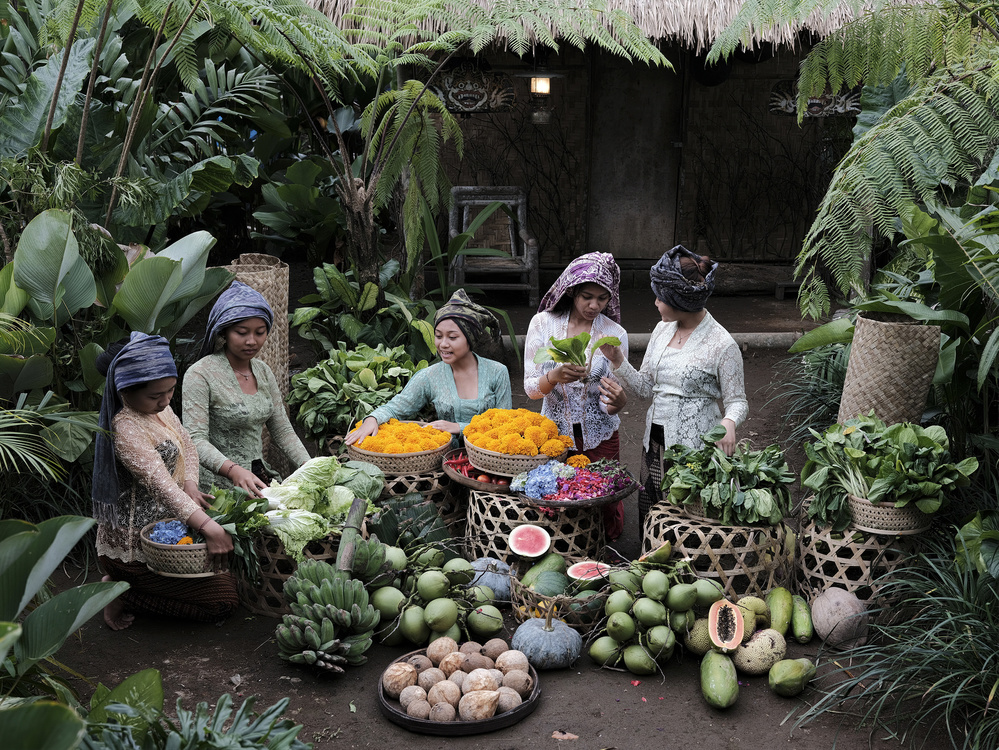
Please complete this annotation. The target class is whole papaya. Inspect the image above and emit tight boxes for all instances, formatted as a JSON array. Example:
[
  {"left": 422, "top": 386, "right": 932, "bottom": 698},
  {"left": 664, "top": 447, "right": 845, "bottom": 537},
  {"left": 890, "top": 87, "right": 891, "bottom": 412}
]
[
  {"left": 765, "top": 587, "right": 794, "bottom": 637},
  {"left": 768, "top": 658, "right": 817, "bottom": 697},
  {"left": 700, "top": 651, "right": 738, "bottom": 709}
]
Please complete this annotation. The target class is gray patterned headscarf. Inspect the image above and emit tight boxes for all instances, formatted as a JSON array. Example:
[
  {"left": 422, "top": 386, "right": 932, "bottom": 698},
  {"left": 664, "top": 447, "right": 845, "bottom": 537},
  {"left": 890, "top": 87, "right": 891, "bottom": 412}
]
[
  {"left": 199, "top": 280, "right": 273, "bottom": 358},
  {"left": 650, "top": 245, "right": 718, "bottom": 312},
  {"left": 538, "top": 252, "right": 621, "bottom": 323},
  {"left": 434, "top": 289, "right": 501, "bottom": 350},
  {"left": 93, "top": 332, "right": 178, "bottom": 527}
]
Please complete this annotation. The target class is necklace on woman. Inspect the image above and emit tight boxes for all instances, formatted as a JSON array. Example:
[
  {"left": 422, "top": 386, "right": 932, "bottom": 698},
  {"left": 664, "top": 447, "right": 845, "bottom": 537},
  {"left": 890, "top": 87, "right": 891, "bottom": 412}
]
[{"left": 233, "top": 368, "right": 252, "bottom": 380}]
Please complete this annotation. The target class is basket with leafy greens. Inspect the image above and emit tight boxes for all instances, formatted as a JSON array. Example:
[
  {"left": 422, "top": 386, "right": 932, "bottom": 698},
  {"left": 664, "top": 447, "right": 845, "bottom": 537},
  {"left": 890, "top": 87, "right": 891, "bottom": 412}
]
[
  {"left": 801, "top": 413, "right": 979, "bottom": 532},
  {"left": 660, "top": 425, "right": 795, "bottom": 526}
]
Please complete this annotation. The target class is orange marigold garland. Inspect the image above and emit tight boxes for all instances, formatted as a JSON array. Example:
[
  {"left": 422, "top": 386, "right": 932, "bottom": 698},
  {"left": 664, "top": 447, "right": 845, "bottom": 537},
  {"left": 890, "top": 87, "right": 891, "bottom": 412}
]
[
  {"left": 356, "top": 418, "right": 451, "bottom": 454},
  {"left": 567, "top": 454, "right": 591, "bottom": 468},
  {"left": 463, "top": 408, "right": 573, "bottom": 457}
]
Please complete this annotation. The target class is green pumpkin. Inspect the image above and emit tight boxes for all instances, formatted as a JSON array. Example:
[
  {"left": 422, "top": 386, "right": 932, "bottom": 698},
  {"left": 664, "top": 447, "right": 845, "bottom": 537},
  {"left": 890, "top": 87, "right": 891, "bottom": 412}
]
[{"left": 511, "top": 611, "right": 583, "bottom": 670}]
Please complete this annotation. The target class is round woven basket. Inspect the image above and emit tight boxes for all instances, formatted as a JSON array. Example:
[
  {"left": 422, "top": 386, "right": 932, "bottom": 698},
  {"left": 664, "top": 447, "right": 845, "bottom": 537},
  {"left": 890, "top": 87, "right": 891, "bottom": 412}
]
[
  {"left": 140, "top": 519, "right": 211, "bottom": 577},
  {"left": 847, "top": 494, "right": 931, "bottom": 535},
  {"left": 464, "top": 439, "right": 566, "bottom": 477},
  {"left": 509, "top": 575, "right": 607, "bottom": 634},
  {"left": 346, "top": 423, "right": 451, "bottom": 475},
  {"left": 837, "top": 313, "right": 941, "bottom": 425}
]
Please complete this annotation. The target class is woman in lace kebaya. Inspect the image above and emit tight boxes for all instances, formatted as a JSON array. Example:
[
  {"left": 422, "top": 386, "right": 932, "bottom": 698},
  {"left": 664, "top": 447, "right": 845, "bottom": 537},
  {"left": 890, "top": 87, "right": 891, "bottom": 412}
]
[
  {"left": 93, "top": 333, "right": 237, "bottom": 630},
  {"left": 523, "top": 252, "right": 629, "bottom": 540},
  {"left": 183, "top": 281, "right": 310, "bottom": 497},
  {"left": 600, "top": 245, "right": 748, "bottom": 528},
  {"left": 345, "top": 289, "right": 512, "bottom": 445}
]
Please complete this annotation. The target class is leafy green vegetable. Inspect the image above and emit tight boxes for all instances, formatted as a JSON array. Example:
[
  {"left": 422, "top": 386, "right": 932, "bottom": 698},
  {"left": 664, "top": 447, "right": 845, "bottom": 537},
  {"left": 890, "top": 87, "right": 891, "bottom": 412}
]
[
  {"left": 955, "top": 511, "right": 999, "bottom": 579},
  {"left": 264, "top": 508, "right": 329, "bottom": 563},
  {"left": 331, "top": 460, "right": 385, "bottom": 503},
  {"left": 261, "top": 457, "right": 383, "bottom": 520},
  {"left": 287, "top": 342, "right": 430, "bottom": 441},
  {"left": 532, "top": 332, "right": 622, "bottom": 368},
  {"left": 661, "top": 426, "right": 794, "bottom": 526},
  {"left": 801, "top": 413, "right": 979, "bottom": 531},
  {"left": 206, "top": 488, "right": 270, "bottom": 583}
]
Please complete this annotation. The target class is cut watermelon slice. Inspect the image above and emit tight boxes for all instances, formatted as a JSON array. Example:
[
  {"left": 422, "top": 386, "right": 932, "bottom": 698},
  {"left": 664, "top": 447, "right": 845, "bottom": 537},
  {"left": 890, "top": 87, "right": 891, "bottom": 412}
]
[
  {"left": 567, "top": 560, "right": 611, "bottom": 590},
  {"left": 509, "top": 524, "right": 552, "bottom": 558}
]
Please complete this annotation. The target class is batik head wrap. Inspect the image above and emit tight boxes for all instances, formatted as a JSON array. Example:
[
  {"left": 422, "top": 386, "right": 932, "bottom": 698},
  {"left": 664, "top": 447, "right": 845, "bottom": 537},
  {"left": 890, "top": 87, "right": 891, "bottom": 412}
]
[
  {"left": 649, "top": 245, "right": 718, "bottom": 312},
  {"left": 198, "top": 280, "right": 274, "bottom": 358},
  {"left": 537, "top": 252, "right": 621, "bottom": 323},
  {"left": 434, "top": 289, "right": 501, "bottom": 350},
  {"left": 92, "top": 332, "right": 178, "bottom": 527}
]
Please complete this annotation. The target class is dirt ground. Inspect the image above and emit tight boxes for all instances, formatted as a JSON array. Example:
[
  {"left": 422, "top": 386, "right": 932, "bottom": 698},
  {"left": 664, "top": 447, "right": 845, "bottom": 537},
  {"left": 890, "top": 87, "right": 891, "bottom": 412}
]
[{"left": 55, "top": 334, "right": 918, "bottom": 750}]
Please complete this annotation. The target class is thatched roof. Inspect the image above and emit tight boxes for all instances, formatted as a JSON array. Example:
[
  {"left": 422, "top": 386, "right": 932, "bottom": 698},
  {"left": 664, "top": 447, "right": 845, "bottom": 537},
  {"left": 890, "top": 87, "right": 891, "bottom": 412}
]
[{"left": 306, "top": 0, "right": 863, "bottom": 52}]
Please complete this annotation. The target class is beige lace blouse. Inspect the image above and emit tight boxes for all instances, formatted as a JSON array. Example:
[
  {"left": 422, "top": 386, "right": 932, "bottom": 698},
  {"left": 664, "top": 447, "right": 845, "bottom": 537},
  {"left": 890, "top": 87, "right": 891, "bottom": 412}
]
[{"left": 95, "top": 405, "right": 200, "bottom": 564}]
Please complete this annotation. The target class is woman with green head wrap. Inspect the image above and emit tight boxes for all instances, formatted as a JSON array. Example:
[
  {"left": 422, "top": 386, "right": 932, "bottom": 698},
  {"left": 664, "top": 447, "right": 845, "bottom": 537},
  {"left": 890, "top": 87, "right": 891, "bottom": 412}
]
[{"left": 345, "top": 290, "right": 512, "bottom": 444}]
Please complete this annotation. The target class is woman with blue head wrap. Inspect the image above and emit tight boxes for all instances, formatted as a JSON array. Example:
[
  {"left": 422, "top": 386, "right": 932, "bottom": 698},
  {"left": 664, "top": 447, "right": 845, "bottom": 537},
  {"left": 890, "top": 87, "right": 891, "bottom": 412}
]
[
  {"left": 600, "top": 245, "right": 748, "bottom": 530},
  {"left": 93, "top": 332, "right": 237, "bottom": 631},
  {"left": 183, "top": 281, "right": 310, "bottom": 496}
]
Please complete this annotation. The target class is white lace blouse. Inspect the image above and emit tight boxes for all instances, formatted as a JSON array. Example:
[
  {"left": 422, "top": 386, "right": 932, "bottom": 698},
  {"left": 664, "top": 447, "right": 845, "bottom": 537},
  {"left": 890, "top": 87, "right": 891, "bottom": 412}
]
[
  {"left": 524, "top": 311, "right": 629, "bottom": 451},
  {"left": 614, "top": 311, "right": 748, "bottom": 450}
]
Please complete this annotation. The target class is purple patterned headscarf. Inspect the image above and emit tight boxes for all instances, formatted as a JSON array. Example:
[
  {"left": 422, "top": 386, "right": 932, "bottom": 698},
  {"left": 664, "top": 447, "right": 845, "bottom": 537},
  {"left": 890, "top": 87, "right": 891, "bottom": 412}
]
[
  {"left": 650, "top": 245, "right": 718, "bottom": 312},
  {"left": 538, "top": 252, "right": 621, "bottom": 323},
  {"left": 199, "top": 280, "right": 273, "bottom": 358}
]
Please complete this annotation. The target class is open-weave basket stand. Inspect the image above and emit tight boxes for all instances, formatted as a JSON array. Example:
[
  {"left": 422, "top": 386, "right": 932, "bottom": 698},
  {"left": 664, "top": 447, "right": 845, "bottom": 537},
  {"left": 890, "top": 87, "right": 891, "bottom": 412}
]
[
  {"left": 796, "top": 515, "right": 920, "bottom": 602},
  {"left": 380, "top": 469, "right": 467, "bottom": 536},
  {"left": 509, "top": 575, "right": 607, "bottom": 634},
  {"left": 465, "top": 490, "right": 605, "bottom": 563},
  {"left": 237, "top": 534, "right": 342, "bottom": 617},
  {"left": 837, "top": 313, "right": 940, "bottom": 425},
  {"left": 641, "top": 504, "right": 789, "bottom": 599}
]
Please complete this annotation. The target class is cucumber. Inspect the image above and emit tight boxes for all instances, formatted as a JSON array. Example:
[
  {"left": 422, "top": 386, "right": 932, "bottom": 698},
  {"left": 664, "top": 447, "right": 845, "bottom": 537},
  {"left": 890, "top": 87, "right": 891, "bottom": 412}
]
[
  {"left": 520, "top": 552, "right": 566, "bottom": 589},
  {"left": 700, "top": 651, "right": 738, "bottom": 708},
  {"left": 791, "top": 594, "right": 814, "bottom": 644},
  {"left": 766, "top": 587, "right": 794, "bottom": 637}
]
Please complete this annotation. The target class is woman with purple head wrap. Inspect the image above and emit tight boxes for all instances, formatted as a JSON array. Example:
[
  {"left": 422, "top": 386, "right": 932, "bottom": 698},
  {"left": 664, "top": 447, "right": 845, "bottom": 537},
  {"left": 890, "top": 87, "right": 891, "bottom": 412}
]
[
  {"left": 183, "top": 281, "right": 310, "bottom": 497},
  {"left": 525, "top": 252, "right": 630, "bottom": 540},
  {"left": 93, "top": 332, "right": 237, "bottom": 631},
  {"left": 601, "top": 245, "right": 748, "bottom": 529},
  {"left": 345, "top": 289, "right": 512, "bottom": 445}
]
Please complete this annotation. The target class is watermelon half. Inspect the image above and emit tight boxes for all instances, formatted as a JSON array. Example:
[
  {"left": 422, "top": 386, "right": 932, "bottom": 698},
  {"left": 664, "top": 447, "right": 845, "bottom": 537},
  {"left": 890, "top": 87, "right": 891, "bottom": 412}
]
[
  {"left": 567, "top": 560, "right": 611, "bottom": 591},
  {"left": 509, "top": 524, "right": 552, "bottom": 558}
]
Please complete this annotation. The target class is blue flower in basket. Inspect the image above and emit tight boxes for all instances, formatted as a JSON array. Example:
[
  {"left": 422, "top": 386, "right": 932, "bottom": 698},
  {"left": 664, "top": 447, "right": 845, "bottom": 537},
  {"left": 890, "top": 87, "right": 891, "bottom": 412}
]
[{"left": 149, "top": 520, "right": 189, "bottom": 545}]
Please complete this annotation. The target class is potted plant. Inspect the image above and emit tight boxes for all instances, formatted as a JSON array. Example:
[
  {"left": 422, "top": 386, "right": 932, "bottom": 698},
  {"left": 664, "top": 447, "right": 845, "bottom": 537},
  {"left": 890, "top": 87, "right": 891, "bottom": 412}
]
[
  {"left": 801, "top": 413, "right": 979, "bottom": 533},
  {"left": 660, "top": 426, "right": 795, "bottom": 526}
]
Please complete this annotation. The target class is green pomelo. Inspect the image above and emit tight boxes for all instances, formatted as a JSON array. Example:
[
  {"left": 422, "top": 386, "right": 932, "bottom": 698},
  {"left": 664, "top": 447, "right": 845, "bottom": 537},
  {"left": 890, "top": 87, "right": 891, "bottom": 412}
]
[
  {"left": 669, "top": 608, "right": 695, "bottom": 633},
  {"left": 429, "top": 622, "right": 463, "bottom": 644},
  {"left": 666, "top": 582, "right": 698, "bottom": 612},
  {"left": 644, "top": 625, "right": 676, "bottom": 661},
  {"left": 531, "top": 570, "right": 570, "bottom": 596},
  {"left": 606, "top": 611, "right": 637, "bottom": 643},
  {"left": 399, "top": 605, "right": 431, "bottom": 644},
  {"left": 622, "top": 644, "right": 658, "bottom": 675},
  {"left": 466, "top": 585, "right": 495, "bottom": 606},
  {"left": 608, "top": 569, "right": 642, "bottom": 593},
  {"left": 589, "top": 635, "right": 623, "bottom": 667},
  {"left": 416, "top": 570, "right": 451, "bottom": 601},
  {"left": 632, "top": 597, "right": 669, "bottom": 627},
  {"left": 604, "top": 589, "right": 636, "bottom": 616},
  {"left": 693, "top": 579, "right": 725, "bottom": 608},
  {"left": 383, "top": 545, "right": 408, "bottom": 571},
  {"left": 415, "top": 547, "right": 445, "bottom": 568},
  {"left": 442, "top": 558, "right": 475, "bottom": 585},
  {"left": 371, "top": 585, "right": 406, "bottom": 621},
  {"left": 423, "top": 597, "right": 460, "bottom": 632},
  {"left": 641, "top": 569, "right": 671, "bottom": 602},
  {"left": 467, "top": 605, "right": 504, "bottom": 638}
]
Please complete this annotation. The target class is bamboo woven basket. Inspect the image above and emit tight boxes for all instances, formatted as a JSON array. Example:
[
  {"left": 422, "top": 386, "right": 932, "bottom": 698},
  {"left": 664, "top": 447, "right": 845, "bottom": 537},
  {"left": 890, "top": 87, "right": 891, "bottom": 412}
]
[
  {"left": 380, "top": 469, "right": 467, "bottom": 536},
  {"left": 346, "top": 423, "right": 451, "bottom": 475},
  {"left": 140, "top": 519, "right": 211, "bottom": 577},
  {"left": 837, "top": 313, "right": 941, "bottom": 425},
  {"left": 464, "top": 439, "right": 566, "bottom": 477},
  {"left": 237, "top": 534, "right": 342, "bottom": 617},
  {"left": 846, "top": 493, "right": 931, "bottom": 536},
  {"left": 509, "top": 575, "right": 607, "bottom": 634}
]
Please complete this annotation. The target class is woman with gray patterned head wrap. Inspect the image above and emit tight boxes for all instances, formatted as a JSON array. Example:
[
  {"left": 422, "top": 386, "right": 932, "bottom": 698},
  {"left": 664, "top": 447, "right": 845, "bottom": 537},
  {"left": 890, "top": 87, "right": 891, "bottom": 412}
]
[
  {"left": 93, "top": 332, "right": 237, "bottom": 630},
  {"left": 183, "top": 280, "right": 310, "bottom": 497},
  {"left": 601, "top": 245, "right": 748, "bottom": 529},
  {"left": 345, "top": 289, "right": 512, "bottom": 445}
]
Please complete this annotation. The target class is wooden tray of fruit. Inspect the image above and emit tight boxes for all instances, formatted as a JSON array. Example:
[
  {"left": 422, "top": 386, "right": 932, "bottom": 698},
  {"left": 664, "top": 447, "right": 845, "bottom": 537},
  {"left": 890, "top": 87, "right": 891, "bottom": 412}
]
[
  {"left": 442, "top": 450, "right": 514, "bottom": 494},
  {"left": 376, "top": 645, "right": 541, "bottom": 735}
]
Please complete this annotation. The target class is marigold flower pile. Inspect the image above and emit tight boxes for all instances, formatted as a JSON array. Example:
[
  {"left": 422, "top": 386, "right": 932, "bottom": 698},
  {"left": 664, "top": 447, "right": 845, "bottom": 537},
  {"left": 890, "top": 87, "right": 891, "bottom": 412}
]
[
  {"left": 567, "top": 454, "right": 591, "bottom": 468},
  {"left": 356, "top": 418, "right": 451, "bottom": 454},
  {"left": 462, "top": 408, "right": 574, "bottom": 457},
  {"left": 511, "top": 458, "right": 637, "bottom": 502}
]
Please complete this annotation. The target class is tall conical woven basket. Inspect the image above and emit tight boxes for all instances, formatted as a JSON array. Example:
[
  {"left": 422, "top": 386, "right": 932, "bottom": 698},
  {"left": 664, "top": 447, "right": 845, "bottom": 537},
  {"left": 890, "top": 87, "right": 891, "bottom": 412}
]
[
  {"left": 837, "top": 313, "right": 940, "bottom": 425},
  {"left": 224, "top": 254, "right": 291, "bottom": 473}
]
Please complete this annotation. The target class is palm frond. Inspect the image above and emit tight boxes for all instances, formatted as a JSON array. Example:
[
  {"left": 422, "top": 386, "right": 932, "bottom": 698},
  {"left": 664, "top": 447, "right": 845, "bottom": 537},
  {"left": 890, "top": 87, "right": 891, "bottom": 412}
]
[{"left": 0, "top": 409, "right": 63, "bottom": 479}]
